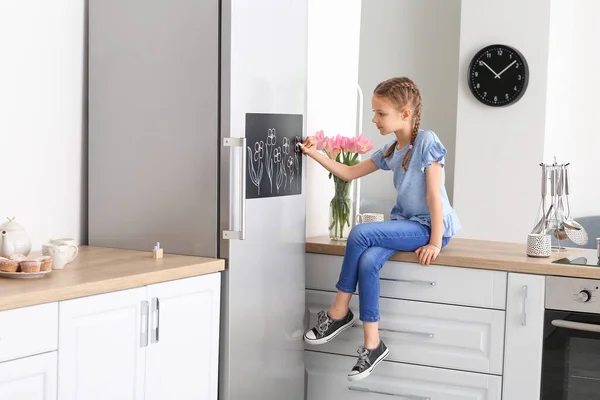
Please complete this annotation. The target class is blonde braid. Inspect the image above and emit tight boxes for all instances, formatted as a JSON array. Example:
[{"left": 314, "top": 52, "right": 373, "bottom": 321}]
[
  {"left": 401, "top": 83, "right": 422, "bottom": 171},
  {"left": 375, "top": 78, "right": 423, "bottom": 170}
]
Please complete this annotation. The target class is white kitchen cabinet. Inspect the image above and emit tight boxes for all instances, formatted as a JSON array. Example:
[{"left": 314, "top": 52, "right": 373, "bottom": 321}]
[
  {"left": 58, "top": 287, "right": 147, "bottom": 400},
  {"left": 145, "top": 273, "right": 221, "bottom": 400},
  {"left": 306, "top": 351, "right": 502, "bottom": 400},
  {"left": 0, "top": 352, "right": 57, "bottom": 400},
  {"left": 57, "top": 273, "right": 221, "bottom": 400},
  {"left": 502, "top": 273, "right": 545, "bottom": 400},
  {"left": 306, "top": 289, "right": 506, "bottom": 374}
]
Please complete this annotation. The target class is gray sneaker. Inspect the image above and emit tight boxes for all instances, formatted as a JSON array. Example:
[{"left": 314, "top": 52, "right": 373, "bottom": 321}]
[
  {"left": 304, "top": 309, "right": 357, "bottom": 345},
  {"left": 347, "top": 340, "right": 390, "bottom": 381}
]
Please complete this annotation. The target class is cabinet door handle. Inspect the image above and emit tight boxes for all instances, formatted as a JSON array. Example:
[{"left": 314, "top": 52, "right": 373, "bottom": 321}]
[
  {"left": 349, "top": 386, "right": 431, "bottom": 399},
  {"left": 222, "top": 137, "right": 246, "bottom": 240},
  {"left": 353, "top": 326, "right": 434, "bottom": 338},
  {"left": 140, "top": 300, "right": 149, "bottom": 348},
  {"left": 151, "top": 297, "right": 160, "bottom": 344},
  {"left": 521, "top": 285, "right": 528, "bottom": 326},
  {"left": 380, "top": 277, "right": 436, "bottom": 286}
]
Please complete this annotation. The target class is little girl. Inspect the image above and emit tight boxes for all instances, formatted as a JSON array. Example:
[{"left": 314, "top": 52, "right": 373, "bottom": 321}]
[{"left": 300, "top": 77, "right": 461, "bottom": 381}]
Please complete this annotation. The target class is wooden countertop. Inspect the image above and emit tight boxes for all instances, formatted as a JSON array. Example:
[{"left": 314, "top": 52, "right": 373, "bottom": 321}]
[
  {"left": 0, "top": 246, "right": 224, "bottom": 311},
  {"left": 306, "top": 236, "right": 600, "bottom": 279}
]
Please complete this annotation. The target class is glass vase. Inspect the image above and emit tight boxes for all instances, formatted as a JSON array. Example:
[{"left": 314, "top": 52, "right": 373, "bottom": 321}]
[{"left": 329, "top": 178, "right": 355, "bottom": 241}]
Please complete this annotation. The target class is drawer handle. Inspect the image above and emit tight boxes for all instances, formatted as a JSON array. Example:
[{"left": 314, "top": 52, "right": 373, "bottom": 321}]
[
  {"left": 353, "top": 326, "right": 434, "bottom": 338},
  {"left": 349, "top": 386, "right": 431, "bottom": 399},
  {"left": 551, "top": 319, "right": 600, "bottom": 333},
  {"left": 521, "top": 285, "right": 528, "bottom": 326},
  {"left": 380, "top": 277, "right": 436, "bottom": 286}
]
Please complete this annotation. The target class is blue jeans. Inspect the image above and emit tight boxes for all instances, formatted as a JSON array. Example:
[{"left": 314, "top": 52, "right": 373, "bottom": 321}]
[{"left": 335, "top": 220, "right": 451, "bottom": 323}]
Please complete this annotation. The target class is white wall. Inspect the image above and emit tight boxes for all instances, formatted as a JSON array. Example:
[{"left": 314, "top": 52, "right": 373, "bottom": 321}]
[
  {"left": 543, "top": 0, "right": 574, "bottom": 163},
  {"left": 0, "top": 1, "right": 86, "bottom": 251},
  {"left": 568, "top": 0, "right": 600, "bottom": 218},
  {"left": 453, "top": 0, "right": 552, "bottom": 243},
  {"left": 357, "top": 0, "right": 461, "bottom": 215},
  {"left": 306, "top": 0, "right": 362, "bottom": 237}
]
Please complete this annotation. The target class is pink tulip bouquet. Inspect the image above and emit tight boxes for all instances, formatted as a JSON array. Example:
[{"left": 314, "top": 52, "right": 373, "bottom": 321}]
[{"left": 313, "top": 130, "right": 375, "bottom": 240}]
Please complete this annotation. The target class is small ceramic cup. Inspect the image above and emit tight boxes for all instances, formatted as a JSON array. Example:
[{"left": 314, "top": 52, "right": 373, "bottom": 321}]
[
  {"left": 42, "top": 245, "right": 72, "bottom": 270},
  {"left": 355, "top": 213, "right": 385, "bottom": 224},
  {"left": 527, "top": 233, "right": 552, "bottom": 258},
  {"left": 42, "top": 238, "right": 78, "bottom": 270}
]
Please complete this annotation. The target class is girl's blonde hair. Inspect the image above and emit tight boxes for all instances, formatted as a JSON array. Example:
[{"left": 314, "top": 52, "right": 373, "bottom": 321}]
[{"left": 374, "top": 77, "right": 422, "bottom": 171}]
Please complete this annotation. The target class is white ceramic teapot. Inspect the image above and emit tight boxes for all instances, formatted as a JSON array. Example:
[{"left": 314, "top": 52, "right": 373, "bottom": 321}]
[{"left": 0, "top": 217, "right": 32, "bottom": 258}]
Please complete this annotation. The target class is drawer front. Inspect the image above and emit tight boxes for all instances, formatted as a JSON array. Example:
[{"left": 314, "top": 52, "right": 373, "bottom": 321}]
[
  {"left": 0, "top": 303, "right": 58, "bottom": 363},
  {"left": 306, "top": 290, "right": 505, "bottom": 374},
  {"left": 0, "top": 352, "right": 57, "bottom": 400},
  {"left": 307, "top": 254, "right": 507, "bottom": 309},
  {"left": 306, "top": 351, "right": 502, "bottom": 400}
]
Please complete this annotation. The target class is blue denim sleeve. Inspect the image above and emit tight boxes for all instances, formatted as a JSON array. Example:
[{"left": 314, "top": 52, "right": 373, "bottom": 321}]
[
  {"left": 421, "top": 131, "right": 447, "bottom": 172},
  {"left": 370, "top": 142, "right": 393, "bottom": 171}
]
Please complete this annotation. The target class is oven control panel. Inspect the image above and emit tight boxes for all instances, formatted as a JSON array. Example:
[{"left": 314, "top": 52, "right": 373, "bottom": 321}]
[{"left": 546, "top": 276, "right": 600, "bottom": 313}]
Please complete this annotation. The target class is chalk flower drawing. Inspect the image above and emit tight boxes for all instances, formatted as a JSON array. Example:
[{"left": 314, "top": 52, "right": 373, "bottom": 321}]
[
  {"left": 265, "top": 128, "right": 277, "bottom": 192},
  {"left": 247, "top": 128, "right": 301, "bottom": 196},
  {"left": 247, "top": 140, "right": 265, "bottom": 195}
]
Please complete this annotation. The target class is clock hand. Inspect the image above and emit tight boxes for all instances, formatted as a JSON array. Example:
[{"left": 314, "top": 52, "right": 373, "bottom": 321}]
[
  {"left": 481, "top": 62, "right": 501, "bottom": 79},
  {"left": 496, "top": 60, "right": 517, "bottom": 78}
]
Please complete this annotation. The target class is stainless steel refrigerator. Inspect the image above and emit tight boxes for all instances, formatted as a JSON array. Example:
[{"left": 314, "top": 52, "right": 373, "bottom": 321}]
[{"left": 88, "top": 1, "right": 307, "bottom": 399}]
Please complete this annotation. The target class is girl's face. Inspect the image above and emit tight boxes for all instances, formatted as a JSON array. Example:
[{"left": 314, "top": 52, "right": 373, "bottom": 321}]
[{"left": 371, "top": 95, "right": 411, "bottom": 135}]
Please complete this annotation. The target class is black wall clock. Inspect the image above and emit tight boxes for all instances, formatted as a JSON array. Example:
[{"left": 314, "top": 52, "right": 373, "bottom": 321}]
[{"left": 467, "top": 44, "right": 529, "bottom": 107}]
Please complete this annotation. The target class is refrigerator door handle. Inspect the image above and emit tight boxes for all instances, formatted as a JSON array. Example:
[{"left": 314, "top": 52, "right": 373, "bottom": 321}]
[{"left": 223, "top": 137, "right": 247, "bottom": 240}]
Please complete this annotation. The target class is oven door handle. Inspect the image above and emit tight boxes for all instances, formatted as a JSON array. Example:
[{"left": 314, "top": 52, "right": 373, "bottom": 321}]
[{"left": 551, "top": 319, "right": 600, "bottom": 333}]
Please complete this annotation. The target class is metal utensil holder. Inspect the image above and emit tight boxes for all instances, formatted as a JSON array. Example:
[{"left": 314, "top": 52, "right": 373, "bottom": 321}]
[{"left": 532, "top": 158, "right": 570, "bottom": 252}]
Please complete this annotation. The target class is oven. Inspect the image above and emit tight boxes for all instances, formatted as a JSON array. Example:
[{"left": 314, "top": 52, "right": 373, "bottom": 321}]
[{"left": 542, "top": 276, "right": 600, "bottom": 399}]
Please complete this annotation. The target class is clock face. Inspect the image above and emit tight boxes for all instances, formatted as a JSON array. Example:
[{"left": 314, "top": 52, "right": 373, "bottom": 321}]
[{"left": 467, "top": 44, "right": 529, "bottom": 107}]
